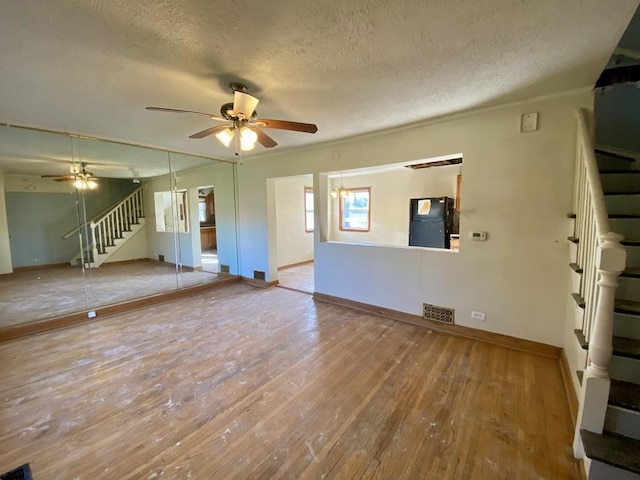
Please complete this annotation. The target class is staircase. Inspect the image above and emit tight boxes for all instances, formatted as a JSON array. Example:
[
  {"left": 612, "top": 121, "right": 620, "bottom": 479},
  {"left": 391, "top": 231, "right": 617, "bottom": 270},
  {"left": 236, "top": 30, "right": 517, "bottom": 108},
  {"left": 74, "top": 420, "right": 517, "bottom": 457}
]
[
  {"left": 569, "top": 110, "right": 640, "bottom": 479},
  {"left": 71, "top": 187, "right": 145, "bottom": 268}
]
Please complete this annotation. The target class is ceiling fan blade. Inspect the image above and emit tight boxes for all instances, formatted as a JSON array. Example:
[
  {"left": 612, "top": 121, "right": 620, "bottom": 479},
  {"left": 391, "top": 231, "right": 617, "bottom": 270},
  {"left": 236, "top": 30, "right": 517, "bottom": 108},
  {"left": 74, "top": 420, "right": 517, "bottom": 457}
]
[
  {"left": 233, "top": 91, "right": 259, "bottom": 118},
  {"left": 254, "top": 119, "right": 318, "bottom": 134},
  {"left": 189, "top": 125, "right": 228, "bottom": 139},
  {"left": 41, "top": 174, "right": 67, "bottom": 178},
  {"left": 253, "top": 127, "right": 278, "bottom": 148},
  {"left": 146, "top": 107, "right": 226, "bottom": 122},
  {"left": 54, "top": 177, "right": 74, "bottom": 182}
]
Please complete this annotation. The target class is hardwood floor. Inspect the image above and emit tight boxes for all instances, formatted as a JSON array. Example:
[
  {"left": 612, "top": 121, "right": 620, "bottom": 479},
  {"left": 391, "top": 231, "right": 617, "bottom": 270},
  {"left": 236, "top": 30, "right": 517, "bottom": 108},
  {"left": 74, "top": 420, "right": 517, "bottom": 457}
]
[
  {"left": 277, "top": 261, "right": 314, "bottom": 294},
  {"left": 0, "top": 284, "right": 580, "bottom": 479}
]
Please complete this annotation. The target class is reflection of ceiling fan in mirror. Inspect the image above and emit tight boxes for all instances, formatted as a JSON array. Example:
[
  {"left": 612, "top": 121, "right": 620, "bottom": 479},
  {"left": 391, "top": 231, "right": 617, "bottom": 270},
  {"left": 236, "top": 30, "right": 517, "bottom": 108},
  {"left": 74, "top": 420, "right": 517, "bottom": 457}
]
[
  {"left": 41, "top": 162, "right": 99, "bottom": 190},
  {"left": 146, "top": 83, "right": 318, "bottom": 155}
]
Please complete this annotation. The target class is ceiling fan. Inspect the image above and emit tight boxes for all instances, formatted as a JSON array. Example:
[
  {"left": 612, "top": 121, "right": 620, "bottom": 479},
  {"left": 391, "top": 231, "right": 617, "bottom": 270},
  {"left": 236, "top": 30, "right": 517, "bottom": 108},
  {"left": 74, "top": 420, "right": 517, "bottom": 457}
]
[
  {"left": 41, "top": 162, "right": 98, "bottom": 190},
  {"left": 146, "top": 83, "right": 318, "bottom": 155}
]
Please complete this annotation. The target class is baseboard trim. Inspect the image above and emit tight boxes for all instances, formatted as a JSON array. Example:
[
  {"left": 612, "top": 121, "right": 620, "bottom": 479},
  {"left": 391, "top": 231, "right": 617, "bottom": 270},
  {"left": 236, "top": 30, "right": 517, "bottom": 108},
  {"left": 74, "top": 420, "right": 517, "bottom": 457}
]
[
  {"left": 560, "top": 349, "right": 579, "bottom": 429},
  {"left": 278, "top": 259, "right": 314, "bottom": 270},
  {"left": 9, "top": 262, "right": 69, "bottom": 273},
  {"left": 0, "top": 276, "right": 241, "bottom": 342},
  {"left": 313, "top": 292, "right": 561, "bottom": 359},
  {"left": 242, "top": 276, "right": 279, "bottom": 289}
]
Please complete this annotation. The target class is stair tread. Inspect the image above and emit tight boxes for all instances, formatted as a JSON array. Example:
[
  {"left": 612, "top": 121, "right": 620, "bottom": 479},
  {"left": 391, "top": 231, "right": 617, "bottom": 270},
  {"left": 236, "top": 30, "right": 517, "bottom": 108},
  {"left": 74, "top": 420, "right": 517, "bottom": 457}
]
[
  {"left": 580, "top": 429, "right": 640, "bottom": 474},
  {"left": 609, "top": 214, "right": 640, "bottom": 219},
  {"left": 600, "top": 170, "right": 640, "bottom": 175},
  {"left": 622, "top": 239, "right": 640, "bottom": 247},
  {"left": 604, "top": 191, "right": 640, "bottom": 196},
  {"left": 595, "top": 149, "right": 637, "bottom": 162},
  {"left": 622, "top": 268, "right": 640, "bottom": 278},
  {"left": 569, "top": 263, "right": 583, "bottom": 274},
  {"left": 574, "top": 329, "right": 640, "bottom": 360},
  {"left": 610, "top": 378, "right": 640, "bottom": 413},
  {"left": 615, "top": 299, "right": 640, "bottom": 316}
]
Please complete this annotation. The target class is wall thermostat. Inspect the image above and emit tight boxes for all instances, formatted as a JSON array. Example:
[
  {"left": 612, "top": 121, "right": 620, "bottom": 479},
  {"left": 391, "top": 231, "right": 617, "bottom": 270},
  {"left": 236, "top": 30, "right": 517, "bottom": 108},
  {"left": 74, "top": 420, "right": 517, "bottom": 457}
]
[{"left": 469, "top": 231, "right": 487, "bottom": 241}]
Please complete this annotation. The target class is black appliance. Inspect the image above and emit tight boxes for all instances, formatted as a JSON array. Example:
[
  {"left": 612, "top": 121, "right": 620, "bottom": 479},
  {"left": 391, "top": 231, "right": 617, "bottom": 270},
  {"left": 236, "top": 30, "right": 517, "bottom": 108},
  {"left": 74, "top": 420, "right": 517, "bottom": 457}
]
[{"left": 408, "top": 196, "right": 454, "bottom": 248}]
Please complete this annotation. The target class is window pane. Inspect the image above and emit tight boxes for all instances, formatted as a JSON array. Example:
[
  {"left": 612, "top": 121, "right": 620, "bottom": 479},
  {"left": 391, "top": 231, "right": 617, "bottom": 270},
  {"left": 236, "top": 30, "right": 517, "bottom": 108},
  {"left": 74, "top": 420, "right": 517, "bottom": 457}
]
[
  {"left": 304, "top": 187, "right": 314, "bottom": 232},
  {"left": 340, "top": 187, "right": 370, "bottom": 231}
]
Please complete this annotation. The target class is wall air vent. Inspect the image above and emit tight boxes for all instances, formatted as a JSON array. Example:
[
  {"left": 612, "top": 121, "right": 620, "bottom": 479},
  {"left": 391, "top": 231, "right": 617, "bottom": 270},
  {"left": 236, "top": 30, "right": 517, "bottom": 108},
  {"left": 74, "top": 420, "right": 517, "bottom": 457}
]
[
  {"left": 423, "top": 303, "right": 455, "bottom": 325},
  {"left": 220, "top": 264, "right": 230, "bottom": 274},
  {"left": 253, "top": 270, "right": 266, "bottom": 281}
]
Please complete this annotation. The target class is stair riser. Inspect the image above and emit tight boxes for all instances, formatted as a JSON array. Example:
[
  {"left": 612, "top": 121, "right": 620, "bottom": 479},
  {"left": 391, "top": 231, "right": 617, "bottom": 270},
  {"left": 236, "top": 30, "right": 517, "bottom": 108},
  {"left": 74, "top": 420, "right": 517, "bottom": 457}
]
[
  {"left": 618, "top": 276, "right": 640, "bottom": 301},
  {"left": 625, "top": 247, "right": 640, "bottom": 268},
  {"left": 610, "top": 219, "right": 640, "bottom": 240},
  {"left": 601, "top": 173, "right": 640, "bottom": 192},
  {"left": 589, "top": 460, "right": 640, "bottom": 480},
  {"left": 597, "top": 154, "right": 639, "bottom": 172},
  {"left": 606, "top": 195, "right": 640, "bottom": 215},
  {"left": 610, "top": 356, "right": 640, "bottom": 384},
  {"left": 605, "top": 406, "right": 640, "bottom": 441},
  {"left": 614, "top": 313, "right": 640, "bottom": 340}
]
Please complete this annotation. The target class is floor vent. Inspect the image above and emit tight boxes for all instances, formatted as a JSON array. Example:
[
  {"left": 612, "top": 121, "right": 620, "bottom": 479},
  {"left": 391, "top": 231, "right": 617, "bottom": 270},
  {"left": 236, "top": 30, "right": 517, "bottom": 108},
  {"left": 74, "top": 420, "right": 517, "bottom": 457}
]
[
  {"left": 254, "top": 270, "right": 266, "bottom": 281},
  {"left": 423, "top": 303, "right": 455, "bottom": 325},
  {"left": 220, "top": 264, "right": 230, "bottom": 273},
  {"left": 1, "top": 464, "right": 32, "bottom": 480}
]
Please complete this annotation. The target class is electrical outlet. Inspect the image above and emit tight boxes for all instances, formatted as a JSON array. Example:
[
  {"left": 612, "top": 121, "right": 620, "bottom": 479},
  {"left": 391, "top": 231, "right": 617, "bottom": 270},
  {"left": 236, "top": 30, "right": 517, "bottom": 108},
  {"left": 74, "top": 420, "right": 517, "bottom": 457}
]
[
  {"left": 87, "top": 310, "right": 96, "bottom": 319},
  {"left": 471, "top": 311, "right": 486, "bottom": 321}
]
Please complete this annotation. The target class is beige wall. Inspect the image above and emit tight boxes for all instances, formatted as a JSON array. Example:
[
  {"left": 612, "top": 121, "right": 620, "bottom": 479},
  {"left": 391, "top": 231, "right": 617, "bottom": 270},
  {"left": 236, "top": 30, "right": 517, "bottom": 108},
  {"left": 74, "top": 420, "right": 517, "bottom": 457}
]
[{"left": 275, "top": 175, "right": 314, "bottom": 268}]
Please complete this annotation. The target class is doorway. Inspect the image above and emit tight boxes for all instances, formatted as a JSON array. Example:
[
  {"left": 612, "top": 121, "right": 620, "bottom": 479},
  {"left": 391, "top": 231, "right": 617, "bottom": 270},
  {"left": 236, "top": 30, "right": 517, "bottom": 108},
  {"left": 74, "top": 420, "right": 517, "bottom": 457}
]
[
  {"left": 273, "top": 175, "right": 315, "bottom": 293},
  {"left": 198, "top": 186, "right": 218, "bottom": 273}
]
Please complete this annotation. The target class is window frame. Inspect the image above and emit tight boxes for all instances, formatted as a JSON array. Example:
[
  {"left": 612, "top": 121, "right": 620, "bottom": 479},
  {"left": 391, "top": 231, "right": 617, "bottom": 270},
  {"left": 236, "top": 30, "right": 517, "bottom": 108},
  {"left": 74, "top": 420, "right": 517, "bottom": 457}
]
[
  {"left": 304, "top": 186, "right": 314, "bottom": 233},
  {"left": 339, "top": 186, "right": 371, "bottom": 232}
]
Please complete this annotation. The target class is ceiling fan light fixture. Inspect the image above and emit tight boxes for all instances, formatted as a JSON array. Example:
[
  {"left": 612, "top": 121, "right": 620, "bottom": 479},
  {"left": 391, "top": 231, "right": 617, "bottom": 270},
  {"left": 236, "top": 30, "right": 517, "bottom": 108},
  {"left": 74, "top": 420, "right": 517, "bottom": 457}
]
[
  {"left": 215, "top": 127, "right": 235, "bottom": 147},
  {"left": 240, "top": 127, "right": 258, "bottom": 151},
  {"left": 233, "top": 91, "right": 259, "bottom": 119}
]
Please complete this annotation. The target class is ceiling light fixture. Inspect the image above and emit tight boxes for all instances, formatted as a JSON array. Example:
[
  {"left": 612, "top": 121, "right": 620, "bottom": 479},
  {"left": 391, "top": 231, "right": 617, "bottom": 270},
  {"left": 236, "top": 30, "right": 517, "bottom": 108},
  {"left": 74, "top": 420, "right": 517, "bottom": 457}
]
[
  {"left": 330, "top": 175, "right": 352, "bottom": 198},
  {"left": 215, "top": 125, "right": 258, "bottom": 152},
  {"left": 74, "top": 177, "right": 98, "bottom": 190}
]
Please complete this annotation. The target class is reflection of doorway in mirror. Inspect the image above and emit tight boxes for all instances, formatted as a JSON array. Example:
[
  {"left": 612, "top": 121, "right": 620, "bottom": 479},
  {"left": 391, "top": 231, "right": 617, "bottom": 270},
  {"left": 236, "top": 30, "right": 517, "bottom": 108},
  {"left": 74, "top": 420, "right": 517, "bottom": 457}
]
[{"left": 198, "top": 185, "right": 218, "bottom": 273}]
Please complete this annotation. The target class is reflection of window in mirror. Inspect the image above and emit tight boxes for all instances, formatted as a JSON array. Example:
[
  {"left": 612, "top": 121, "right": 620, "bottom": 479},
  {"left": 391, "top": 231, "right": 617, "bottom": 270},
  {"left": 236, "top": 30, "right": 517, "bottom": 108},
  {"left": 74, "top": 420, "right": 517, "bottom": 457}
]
[
  {"left": 154, "top": 190, "right": 189, "bottom": 233},
  {"left": 304, "top": 186, "right": 314, "bottom": 233},
  {"left": 340, "top": 187, "right": 370, "bottom": 232}
]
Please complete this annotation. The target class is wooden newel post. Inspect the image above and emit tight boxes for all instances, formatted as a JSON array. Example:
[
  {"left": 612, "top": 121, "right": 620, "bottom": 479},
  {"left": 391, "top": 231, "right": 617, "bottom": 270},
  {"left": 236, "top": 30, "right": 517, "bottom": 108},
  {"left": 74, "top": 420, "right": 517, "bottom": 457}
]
[
  {"left": 574, "top": 232, "right": 626, "bottom": 457},
  {"left": 588, "top": 232, "right": 626, "bottom": 377}
]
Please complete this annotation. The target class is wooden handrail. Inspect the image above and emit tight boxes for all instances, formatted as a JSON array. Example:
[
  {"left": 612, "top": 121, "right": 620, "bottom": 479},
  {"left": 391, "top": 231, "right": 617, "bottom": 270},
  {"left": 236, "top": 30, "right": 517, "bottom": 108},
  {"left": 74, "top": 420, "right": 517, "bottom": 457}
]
[
  {"left": 576, "top": 109, "right": 611, "bottom": 239},
  {"left": 62, "top": 187, "right": 143, "bottom": 239}
]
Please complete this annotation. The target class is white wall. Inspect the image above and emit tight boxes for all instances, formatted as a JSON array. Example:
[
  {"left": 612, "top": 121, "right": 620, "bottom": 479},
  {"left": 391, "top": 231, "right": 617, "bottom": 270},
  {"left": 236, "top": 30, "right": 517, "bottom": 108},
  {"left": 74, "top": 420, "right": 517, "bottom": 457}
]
[
  {"left": 275, "top": 175, "right": 314, "bottom": 268},
  {"left": 106, "top": 226, "right": 148, "bottom": 263},
  {"left": 0, "top": 171, "right": 13, "bottom": 273},
  {"left": 328, "top": 165, "right": 461, "bottom": 245},
  {"left": 145, "top": 162, "right": 239, "bottom": 273},
  {"left": 237, "top": 89, "right": 592, "bottom": 346}
]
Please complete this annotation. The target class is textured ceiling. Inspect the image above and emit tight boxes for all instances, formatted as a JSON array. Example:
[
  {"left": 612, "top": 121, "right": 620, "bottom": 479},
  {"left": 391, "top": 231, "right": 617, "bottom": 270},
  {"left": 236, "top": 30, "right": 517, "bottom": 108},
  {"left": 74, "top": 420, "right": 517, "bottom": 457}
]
[{"left": 0, "top": 0, "right": 638, "bottom": 172}]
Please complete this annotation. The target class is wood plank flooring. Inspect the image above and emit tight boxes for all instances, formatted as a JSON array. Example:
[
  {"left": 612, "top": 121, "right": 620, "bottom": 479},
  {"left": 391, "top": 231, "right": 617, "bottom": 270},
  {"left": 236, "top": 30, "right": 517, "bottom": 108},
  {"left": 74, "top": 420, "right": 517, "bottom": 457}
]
[{"left": 0, "top": 284, "right": 581, "bottom": 479}]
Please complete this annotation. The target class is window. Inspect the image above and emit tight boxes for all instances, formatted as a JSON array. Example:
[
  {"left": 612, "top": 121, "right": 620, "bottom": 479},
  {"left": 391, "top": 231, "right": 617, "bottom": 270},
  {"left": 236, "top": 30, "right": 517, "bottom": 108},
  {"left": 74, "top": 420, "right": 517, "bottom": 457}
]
[
  {"left": 304, "top": 186, "right": 314, "bottom": 232},
  {"left": 340, "top": 187, "right": 370, "bottom": 232}
]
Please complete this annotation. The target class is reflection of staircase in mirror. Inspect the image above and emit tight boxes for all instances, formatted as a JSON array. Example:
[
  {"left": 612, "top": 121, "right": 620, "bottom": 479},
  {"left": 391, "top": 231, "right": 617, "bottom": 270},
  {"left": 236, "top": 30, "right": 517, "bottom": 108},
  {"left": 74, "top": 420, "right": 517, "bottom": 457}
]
[{"left": 71, "top": 187, "right": 145, "bottom": 268}]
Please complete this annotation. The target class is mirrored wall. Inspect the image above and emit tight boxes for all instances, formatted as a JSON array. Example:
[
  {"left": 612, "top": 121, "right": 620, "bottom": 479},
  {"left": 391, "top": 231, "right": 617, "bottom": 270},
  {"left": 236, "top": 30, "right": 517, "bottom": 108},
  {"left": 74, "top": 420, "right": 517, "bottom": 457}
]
[{"left": 0, "top": 125, "right": 239, "bottom": 331}]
